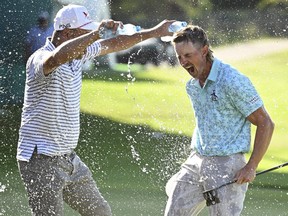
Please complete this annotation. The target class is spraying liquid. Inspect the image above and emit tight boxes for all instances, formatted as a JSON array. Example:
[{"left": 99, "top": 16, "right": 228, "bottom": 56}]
[
  {"left": 100, "top": 24, "right": 142, "bottom": 39},
  {"left": 161, "top": 21, "right": 188, "bottom": 42}
]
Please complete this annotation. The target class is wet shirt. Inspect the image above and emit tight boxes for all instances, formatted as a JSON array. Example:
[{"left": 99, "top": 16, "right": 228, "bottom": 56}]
[
  {"left": 17, "top": 38, "right": 101, "bottom": 161},
  {"left": 186, "top": 58, "right": 263, "bottom": 156}
]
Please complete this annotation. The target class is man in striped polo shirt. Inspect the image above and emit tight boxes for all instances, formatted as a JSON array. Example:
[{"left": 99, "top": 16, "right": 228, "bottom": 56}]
[{"left": 17, "top": 4, "right": 175, "bottom": 216}]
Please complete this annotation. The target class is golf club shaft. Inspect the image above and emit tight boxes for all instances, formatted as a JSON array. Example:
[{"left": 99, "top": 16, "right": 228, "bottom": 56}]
[
  {"left": 204, "top": 162, "right": 288, "bottom": 193},
  {"left": 255, "top": 162, "right": 288, "bottom": 176}
]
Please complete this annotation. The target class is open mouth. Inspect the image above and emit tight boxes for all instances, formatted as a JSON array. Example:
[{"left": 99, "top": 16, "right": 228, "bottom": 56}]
[{"left": 186, "top": 65, "right": 195, "bottom": 76}]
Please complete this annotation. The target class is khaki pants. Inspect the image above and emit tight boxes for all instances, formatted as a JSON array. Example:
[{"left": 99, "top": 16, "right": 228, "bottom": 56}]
[
  {"left": 18, "top": 151, "right": 111, "bottom": 216},
  {"left": 164, "top": 151, "right": 248, "bottom": 216}
]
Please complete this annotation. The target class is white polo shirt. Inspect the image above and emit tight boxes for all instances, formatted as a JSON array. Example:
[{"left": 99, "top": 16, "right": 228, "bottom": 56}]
[{"left": 17, "top": 38, "right": 101, "bottom": 161}]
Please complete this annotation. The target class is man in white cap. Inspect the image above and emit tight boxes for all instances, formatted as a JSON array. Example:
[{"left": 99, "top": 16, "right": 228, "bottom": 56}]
[{"left": 17, "top": 4, "right": 175, "bottom": 216}]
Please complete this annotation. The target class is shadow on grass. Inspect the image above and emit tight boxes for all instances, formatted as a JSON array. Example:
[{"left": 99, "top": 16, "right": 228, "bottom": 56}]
[
  {"left": 1, "top": 106, "right": 288, "bottom": 215},
  {"left": 0, "top": 106, "right": 189, "bottom": 215}
]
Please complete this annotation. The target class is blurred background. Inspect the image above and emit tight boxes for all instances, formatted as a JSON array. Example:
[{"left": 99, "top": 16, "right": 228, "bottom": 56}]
[
  {"left": 1, "top": 0, "right": 287, "bottom": 106},
  {"left": 1, "top": 0, "right": 288, "bottom": 215}
]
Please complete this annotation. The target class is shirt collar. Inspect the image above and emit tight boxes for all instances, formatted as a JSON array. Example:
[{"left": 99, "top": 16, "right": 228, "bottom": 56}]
[
  {"left": 207, "top": 58, "right": 220, "bottom": 82},
  {"left": 44, "top": 37, "right": 56, "bottom": 52},
  {"left": 189, "top": 58, "right": 221, "bottom": 88}
]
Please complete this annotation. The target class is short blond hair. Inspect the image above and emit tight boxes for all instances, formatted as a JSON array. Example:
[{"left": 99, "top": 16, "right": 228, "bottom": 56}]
[{"left": 172, "top": 25, "right": 214, "bottom": 63}]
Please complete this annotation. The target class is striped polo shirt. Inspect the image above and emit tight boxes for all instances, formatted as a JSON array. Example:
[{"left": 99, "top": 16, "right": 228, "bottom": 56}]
[
  {"left": 186, "top": 58, "right": 263, "bottom": 156},
  {"left": 17, "top": 38, "right": 101, "bottom": 161}
]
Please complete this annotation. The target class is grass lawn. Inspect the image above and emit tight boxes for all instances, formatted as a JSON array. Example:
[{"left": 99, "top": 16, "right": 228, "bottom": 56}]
[
  {"left": 81, "top": 49, "right": 288, "bottom": 171},
  {"left": 1, "top": 44, "right": 288, "bottom": 215}
]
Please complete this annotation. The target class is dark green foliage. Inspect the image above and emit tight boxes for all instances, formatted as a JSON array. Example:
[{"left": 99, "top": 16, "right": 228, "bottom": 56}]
[{"left": 210, "top": 0, "right": 260, "bottom": 9}]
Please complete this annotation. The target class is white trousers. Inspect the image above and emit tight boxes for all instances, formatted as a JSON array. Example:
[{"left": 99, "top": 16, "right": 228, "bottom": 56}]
[{"left": 164, "top": 151, "right": 248, "bottom": 216}]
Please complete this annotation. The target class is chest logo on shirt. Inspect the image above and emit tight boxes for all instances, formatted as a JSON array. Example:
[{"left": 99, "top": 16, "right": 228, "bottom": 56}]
[{"left": 210, "top": 90, "right": 218, "bottom": 101}]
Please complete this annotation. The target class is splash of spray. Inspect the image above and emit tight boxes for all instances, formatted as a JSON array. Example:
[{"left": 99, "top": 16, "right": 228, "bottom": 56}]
[
  {"left": 0, "top": 182, "right": 6, "bottom": 193},
  {"left": 130, "top": 145, "right": 141, "bottom": 163}
]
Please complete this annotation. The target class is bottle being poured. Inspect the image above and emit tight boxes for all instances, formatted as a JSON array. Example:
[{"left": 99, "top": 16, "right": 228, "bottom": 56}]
[
  {"left": 99, "top": 24, "right": 142, "bottom": 39},
  {"left": 161, "top": 21, "right": 188, "bottom": 42}
]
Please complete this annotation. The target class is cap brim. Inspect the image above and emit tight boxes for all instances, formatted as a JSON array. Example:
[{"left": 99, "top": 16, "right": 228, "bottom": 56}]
[{"left": 79, "top": 21, "right": 99, "bottom": 31}]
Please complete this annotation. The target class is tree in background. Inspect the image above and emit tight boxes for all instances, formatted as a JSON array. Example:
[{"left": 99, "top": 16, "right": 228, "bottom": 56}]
[
  {"left": 109, "top": 0, "right": 287, "bottom": 43},
  {"left": 210, "top": 0, "right": 260, "bottom": 9},
  {"left": 110, "top": 0, "right": 189, "bottom": 27}
]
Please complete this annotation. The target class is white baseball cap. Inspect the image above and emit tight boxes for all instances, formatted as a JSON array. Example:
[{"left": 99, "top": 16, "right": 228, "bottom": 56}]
[{"left": 54, "top": 4, "right": 99, "bottom": 31}]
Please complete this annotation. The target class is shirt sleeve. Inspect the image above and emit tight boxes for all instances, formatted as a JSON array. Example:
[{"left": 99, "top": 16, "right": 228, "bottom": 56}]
[
  {"left": 26, "top": 49, "right": 50, "bottom": 82},
  {"left": 83, "top": 41, "right": 102, "bottom": 60},
  {"left": 228, "top": 72, "right": 263, "bottom": 117}
]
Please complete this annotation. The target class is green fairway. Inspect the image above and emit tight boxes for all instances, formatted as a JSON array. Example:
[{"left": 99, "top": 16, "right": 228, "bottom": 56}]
[
  {"left": 1, "top": 42, "right": 288, "bottom": 215},
  {"left": 81, "top": 49, "right": 288, "bottom": 171}
]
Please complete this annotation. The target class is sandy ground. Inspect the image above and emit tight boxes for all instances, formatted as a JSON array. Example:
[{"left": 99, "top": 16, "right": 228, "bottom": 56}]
[{"left": 213, "top": 38, "right": 288, "bottom": 62}]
